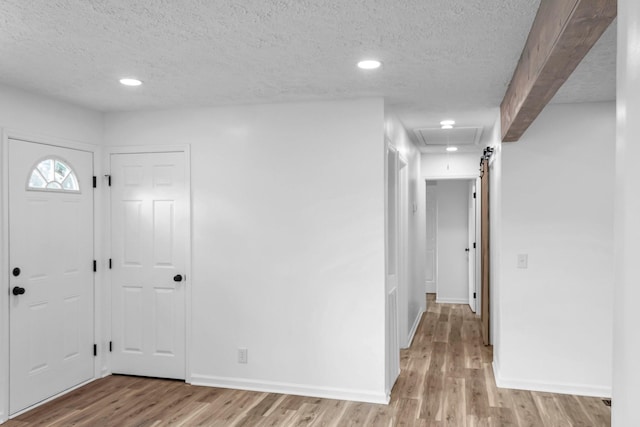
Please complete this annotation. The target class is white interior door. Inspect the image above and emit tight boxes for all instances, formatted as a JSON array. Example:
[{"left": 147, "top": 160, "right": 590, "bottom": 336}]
[
  {"left": 468, "top": 182, "right": 477, "bottom": 312},
  {"left": 475, "top": 176, "right": 483, "bottom": 317},
  {"left": 110, "top": 152, "right": 188, "bottom": 379},
  {"left": 9, "top": 139, "right": 94, "bottom": 415}
]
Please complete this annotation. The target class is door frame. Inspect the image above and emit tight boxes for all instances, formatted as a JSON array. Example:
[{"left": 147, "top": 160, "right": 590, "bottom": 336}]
[
  {"left": 0, "top": 129, "right": 102, "bottom": 423},
  {"left": 424, "top": 175, "right": 479, "bottom": 307},
  {"left": 398, "top": 155, "right": 409, "bottom": 348},
  {"left": 104, "top": 145, "right": 193, "bottom": 383}
]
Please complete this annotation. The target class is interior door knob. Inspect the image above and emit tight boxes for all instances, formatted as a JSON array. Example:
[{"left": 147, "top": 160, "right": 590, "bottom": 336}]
[
  {"left": 12, "top": 286, "right": 25, "bottom": 296},
  {"left": 173, "top": 274, "right": 183, "bottom": 282}
]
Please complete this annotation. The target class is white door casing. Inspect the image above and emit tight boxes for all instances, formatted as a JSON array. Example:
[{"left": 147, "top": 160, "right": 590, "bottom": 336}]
[
  {"left": 398, "top": 158, "right": 409, "bottom": 348},
  {"left": 385, "top": 144, "right": 400, "bottom": 395},
  {"left": 110, "top": 151, "right": 188, "bottom": 379},
  {"left": 8, "top": 139, "right": 94, "bottom": 415}
]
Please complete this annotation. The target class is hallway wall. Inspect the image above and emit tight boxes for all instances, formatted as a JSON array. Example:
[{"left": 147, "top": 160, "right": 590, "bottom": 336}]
[
  {"left": 384, "top": 113, "right": 425, "bottom": 347},
  {"left": 496, "top": 101, "right": 615, "bottom": 396},
  {"left": 104, "top": 98, "right": 387, "bottom": 402}
]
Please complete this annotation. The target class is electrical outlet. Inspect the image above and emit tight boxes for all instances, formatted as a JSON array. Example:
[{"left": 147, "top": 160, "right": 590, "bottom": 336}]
[{"left": 238, "top": 348, "right": 248, "bottom": 364}]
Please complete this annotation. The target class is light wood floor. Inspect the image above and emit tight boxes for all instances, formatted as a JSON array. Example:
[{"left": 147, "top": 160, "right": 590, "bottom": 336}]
[{"left": 5, "top": 295, "right": 610, "bottom": 426}]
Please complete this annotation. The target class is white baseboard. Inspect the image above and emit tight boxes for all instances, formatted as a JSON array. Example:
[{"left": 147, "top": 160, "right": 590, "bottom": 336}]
[
  {"left": 436, "top": 297, "right": 468, "bottom": 304},
  {"left": 406, "top": 310, "right": 424, "bottom": 347},
  {"left": 190, "top": 374, "right": 389, "bottom": 405},
  {"left": 425, "top": 282, "right": 436, "bottom": 293},
  {"left": 492, "top": 361, "right": 611, "bottom": 398}
]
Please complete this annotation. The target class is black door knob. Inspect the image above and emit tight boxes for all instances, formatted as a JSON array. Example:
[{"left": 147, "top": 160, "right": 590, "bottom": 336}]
[
  {"left": 12, "top": 267, "right": 20, "bottom": 277},
  {"left": 465, "top": 248, "right": 470, "bottom": 252},
  {"left": 173, "top": 274, "right": 183, "bottom": 282},
  {"left": 12, "top": 286, "right": 25, "bottom": 296}
]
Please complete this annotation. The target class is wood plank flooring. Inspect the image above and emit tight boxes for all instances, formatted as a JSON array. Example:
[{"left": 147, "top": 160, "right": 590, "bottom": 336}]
[{"left": 5, "top": 295, "right": 610, "bottom": 426}]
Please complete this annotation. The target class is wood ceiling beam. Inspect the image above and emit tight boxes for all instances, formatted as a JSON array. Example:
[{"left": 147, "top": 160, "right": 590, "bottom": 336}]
[{"left": 500, "top": 0, "right": 616, "bottom": 142}]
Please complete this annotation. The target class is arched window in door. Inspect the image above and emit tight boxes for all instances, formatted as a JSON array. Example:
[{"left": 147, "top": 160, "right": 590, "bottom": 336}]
[{"left": 27, "top": 157, "right": 80, "bottom": 192}]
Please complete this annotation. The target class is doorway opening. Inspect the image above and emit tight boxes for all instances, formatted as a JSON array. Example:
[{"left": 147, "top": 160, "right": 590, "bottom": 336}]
[{"left": 425, "top": 179, "right": 477, "bottom": 308}]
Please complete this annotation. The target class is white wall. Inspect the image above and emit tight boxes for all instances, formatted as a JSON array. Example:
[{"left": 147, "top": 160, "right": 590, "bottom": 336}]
[
  {"left": 434, "top": 180, "right": 470, "bottom": 303},
  {"left": 384, "top": 113, "right": 425, "bottom": 347},
  {"left": 421, "top": 152, "right": 481, "bottom": 179},
  {"left": 487, "top": 114, "right": 502, "bottom": 357},
  {"left": 103, "top": 98, "right": 387, "bottom": 403},
  {"left": 0, "top": 84, "right": 104, "bottom": 423},
  {"left": 495, "top": 102, "right": 615, "bottom": 397},
  {"left": 0, "top": 84, "right": 103, "bottom": 144},
  {"left": 614, "top": 2, "right": 640, "bottom": 424},
  {"left": 425, "top": 182, "right": 437, "bottom": 293}
]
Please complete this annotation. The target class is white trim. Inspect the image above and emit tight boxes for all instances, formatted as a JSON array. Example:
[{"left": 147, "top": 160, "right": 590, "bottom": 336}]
[
  {"left": 422, "top": 173, "right": 479, "bottom": 180},
  {"left": 190, "top": 374, "right": 389, "bottom": 405},
  {"left": 104, "top": 144, "right": 193, "bottom": 384},
  {"left": 0, "top": 129, "right": 101, "bottom": 423},
  {"left": 492, "top": 361, "right": 611, "bottom": 398},
  {"left": 0, "top": 129, "right": 9, "bottom": 425},
  {"left": 435, "top": 297, "right": 469, "bottom": 304},
  {"left": 406, "top": 310, "right": 424, "bottom": 347},
  {"left": 105, "top": 144, "right": 188, "bottom": 155},
  {"left": 5, "top": 128, "right": 98, "bottom": 153}
]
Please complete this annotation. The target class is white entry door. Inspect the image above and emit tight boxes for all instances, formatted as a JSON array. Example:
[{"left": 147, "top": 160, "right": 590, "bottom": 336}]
[
  {"left": 110, "top": 152, "right": 188, "bottom": 379},
  {"left": 9, "top": 139, "right": 94, "bottom": 415}
]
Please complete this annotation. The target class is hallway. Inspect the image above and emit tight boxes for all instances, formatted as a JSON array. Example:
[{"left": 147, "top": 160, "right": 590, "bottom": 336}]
[{"left": 4, "top": 295, "right": 610, "bottom": 426}]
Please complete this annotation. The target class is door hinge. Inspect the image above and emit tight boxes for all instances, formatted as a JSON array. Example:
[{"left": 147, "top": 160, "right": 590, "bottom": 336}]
[
  {"left": 93, "top": 260, "right": 97, "bottom": 272},
  {"left": 109, "top": 341, "right": 113, "bottom": 352},
  {"left": 93, "top": 176, "right": 97, "bottom": 188},
  {"left": 93, "top": 344, "right": 97, "bottom": 357},
  {"left": 109, "top": 258, "right": 112, "bottom": 269},
  {"left": 473, "top": 242, "right": 476, "bottom": 249},
  {"left": 106, "top": 174, "right": 111, "bottom": 187},
  {"left": 473, "top": 192, "right": 476, "bottom": 198},
  {"left": 474, "top": 292, "right": 477, "bottom": 299}
]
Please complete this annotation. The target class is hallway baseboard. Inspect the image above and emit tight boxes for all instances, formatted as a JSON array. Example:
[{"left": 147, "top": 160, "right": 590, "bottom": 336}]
[
  {"left": 190, "top": 374, "right": 389, "bottom": 405},
  {"left": 492, "top": 360, "right": 612, "bottom": 398},
  {"left": 405, "top": 310, "right": 424, "bottom": 348},
  {"left": 435, "top": 297, "right": 468, "bottom": 304}
]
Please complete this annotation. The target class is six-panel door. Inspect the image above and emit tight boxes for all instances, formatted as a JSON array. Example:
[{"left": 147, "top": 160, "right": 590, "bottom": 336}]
[{"left": 110, "top": 152, "right": 187, "bottom": 379}]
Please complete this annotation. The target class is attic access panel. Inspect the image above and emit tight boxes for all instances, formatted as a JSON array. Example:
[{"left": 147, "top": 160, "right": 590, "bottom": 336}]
[{"left": 414, "top": 127, "right": 483, "bottom": 147}]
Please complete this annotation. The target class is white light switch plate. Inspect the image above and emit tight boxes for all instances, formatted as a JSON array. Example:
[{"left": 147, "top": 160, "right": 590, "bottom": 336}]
[{"left": 517, "top": 254, "right": 528, "bottom": 269}]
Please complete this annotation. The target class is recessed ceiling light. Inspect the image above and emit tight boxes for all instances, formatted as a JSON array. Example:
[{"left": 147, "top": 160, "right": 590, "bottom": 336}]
[
  {"left": 119, "top": 78, "right": 142, "bottom": 86},
  {"left": 440, "top": 120, "right": 455, "bottom": 126},
  {"left": 357, "top": 60, "right": 382, "bottom": 70},
  {"left": 446, "top": 147, "right": 458, "bottom": 152},
  {"left": 441, "top": 124, "right": 453, "bottom": 130}
]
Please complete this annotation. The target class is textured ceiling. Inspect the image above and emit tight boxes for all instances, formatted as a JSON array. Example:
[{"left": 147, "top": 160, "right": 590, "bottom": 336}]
[
  {"left": 551, "top": 19, "right": 617, "bottom": 105},
  {"left": 0, "top": 0, "right": 616, "bottom": 142}
]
